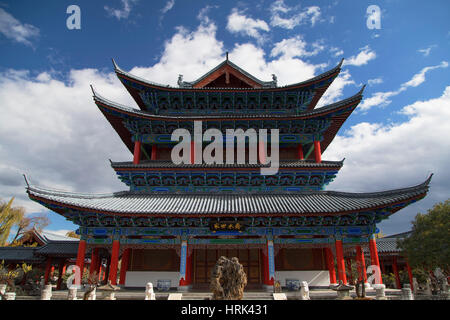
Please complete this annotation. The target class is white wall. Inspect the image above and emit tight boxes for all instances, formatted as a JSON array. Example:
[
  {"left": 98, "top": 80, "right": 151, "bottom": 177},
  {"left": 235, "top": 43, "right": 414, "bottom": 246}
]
[
  {"left": 275, "top": 270, "right": 330, "bottom": 287},
  {"left": 125, "top": 271, "right": 179, "bottom": 288}
]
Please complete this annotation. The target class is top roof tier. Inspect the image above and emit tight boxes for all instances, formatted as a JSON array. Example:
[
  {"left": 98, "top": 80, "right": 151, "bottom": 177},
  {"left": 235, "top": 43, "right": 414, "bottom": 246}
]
[{"left": 113, "top": 58, "right": 343, "bottom": 116}]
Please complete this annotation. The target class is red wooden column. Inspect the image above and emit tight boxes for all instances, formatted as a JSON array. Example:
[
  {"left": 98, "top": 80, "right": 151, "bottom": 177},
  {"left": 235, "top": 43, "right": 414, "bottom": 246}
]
[
  {"left": 368, "top": 234, "right": 383, "bottom": 284},
  {"left": 297, "top": 144, "right": 304, "bottom": 160},
  {"left": 406, "top": 260, "right": 414, "bottom": 291},
  {"left": 392, "top": 256, "right": 401, "bottom": 289},
  {"left": 75, "top": 240, "right": 86, "bottom": 277},
  {"left": 335, "top": 239, "right": 347, "bottom": 284},
  {"left": 109, "top": 240, "right": 120, "bottom": 285},
  {"left": 44, "top": 258, "right": 53, "bottom": 285},
  {"left": 56, "top": 259, "right": 66, "bottom": 290},
  {"left": 119, "top": 248, "right": 131, "bottom": 285},
  {"left": 190, "top": 141, "right": 195, "bottom": 164},
  {"left": 151, "top": 145, "right": 158, "bottom": 160},
  {"left": 356, "top": 245, "right": 367, "bottom": 283},
  {"left": 185, "top": 250, "right": 192, "bottom": 285},
  {"left": 89, "top": 248, "right": 99, "bottom": 277},
  {"left": 325, "top": 247, "right": 337, "bottom": 285},
  {"left": 346, "top": 258, "right": 353, "bottom": 284},
  {"left": 133, "top": 141, "right": 141, "bottom": 164},
  {"left": 314, "top": 140, "right": 322, "bottom": 163}
]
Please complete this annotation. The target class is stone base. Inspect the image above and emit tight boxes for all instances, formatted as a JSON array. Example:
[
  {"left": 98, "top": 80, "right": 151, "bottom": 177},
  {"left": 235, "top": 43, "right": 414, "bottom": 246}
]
[
  {"left": 263, "top": 285, "right": 274, "bottom": 292},
  {"left": 178, "top": 285, "right": 192, "bottom": 292}
]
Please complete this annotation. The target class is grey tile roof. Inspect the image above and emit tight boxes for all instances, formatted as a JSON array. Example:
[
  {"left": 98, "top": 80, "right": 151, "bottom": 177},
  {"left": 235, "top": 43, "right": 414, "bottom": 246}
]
[
  {"left": 110, "top": 159, "right": 345, "bottom": 169},
  {"left": 113, "top": 58, "right": 343, "bottom": 91},
  {"left": 0, "top": 247, "right": 43, "bottom": 263},
  {"left": 27, "top": 175, "right": 431, "bottom": 216},
  {"left": 36, "top": 241, "right": 80, "bottom": 257},
  {"left": 376, "top": 238, "right": 402, "bottom": 253},
  {"left": 92, "top": 86, "right": 363, "bottom": 120}
]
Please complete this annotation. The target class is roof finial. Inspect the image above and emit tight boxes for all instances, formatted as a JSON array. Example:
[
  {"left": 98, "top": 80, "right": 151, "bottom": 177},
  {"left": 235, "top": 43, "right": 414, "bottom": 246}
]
[{"left": 226, "top": 52, "right": 229, "bottom": 61}]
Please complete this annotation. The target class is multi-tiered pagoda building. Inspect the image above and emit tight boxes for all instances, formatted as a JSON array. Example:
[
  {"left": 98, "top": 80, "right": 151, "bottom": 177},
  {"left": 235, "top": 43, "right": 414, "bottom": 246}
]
[{"left": 26, "top": 56, "right": 431, "bottom": 290}]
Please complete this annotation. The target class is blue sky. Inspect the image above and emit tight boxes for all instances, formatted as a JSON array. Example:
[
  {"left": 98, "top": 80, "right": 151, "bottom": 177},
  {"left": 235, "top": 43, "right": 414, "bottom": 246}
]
[{"left": 0, "top": 0, "right": 449, "bottom": 237}]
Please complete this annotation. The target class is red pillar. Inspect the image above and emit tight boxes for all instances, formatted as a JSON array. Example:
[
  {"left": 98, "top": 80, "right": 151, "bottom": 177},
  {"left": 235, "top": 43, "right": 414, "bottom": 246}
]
[
  {"left": 109, "top": 240, "right": 120, "bottom": 285},
  {"left": 151, "top": 145, "right": 158, "bottom": 160},
  {"left": 56, "top": 259, "right": 65, "bottom": 290},
  {"left": 314, "top": 140, "right": 321, "bottom": 163},
  {"left": 356, "top": 245, "right": 367, "bottom": 283},
  {"left": 258, "top": 140, "right": 267, "bottom": 164},
  {"left": 133, "top": 141, "right": 141, "bottom": 164},
  {"left": 75, "top": 240, "right": 86, "bottom": 278},
  {"left": 185, "top": 250, "right": 192, "bottom": 285},
  {"left": 369, "top": 234, "right": 382, "bottom": 284},
  {"left": 89, "top": 248, "right": 99, "bottom": 277},
  {"left": 406, "top": 260, "right": 414, "bottom": 291},
  {"left": 335, "top": 239, "right": 347, "bottom": 284},
  {"left": 297, "top": 144, "right": 304, "bottom": 160},
  {"left": 44, "top": 258, "right": 52, "bottom": 285},
  {"left": 119, "top": 248, "right": 131, "bottom": 285},
  {"left": 346, "top": 258, "right": 353, "bottom": 284},
  {"left": 325, "top": 247, "right": 337, "bottom": 285},
  {"left": 392, "top": 256, "right": 401, "bottom": 289}
]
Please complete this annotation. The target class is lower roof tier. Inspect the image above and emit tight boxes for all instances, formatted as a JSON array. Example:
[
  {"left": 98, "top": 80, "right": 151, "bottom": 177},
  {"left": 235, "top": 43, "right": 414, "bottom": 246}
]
[{"left": 26, "top": 175, "right": 431, "bottom": 227}]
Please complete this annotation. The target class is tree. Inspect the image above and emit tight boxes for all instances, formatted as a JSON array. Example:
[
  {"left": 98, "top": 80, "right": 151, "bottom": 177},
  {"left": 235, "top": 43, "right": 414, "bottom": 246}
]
[
  {"left": 398, "top": 199, "right": 450, "bottom": 275},
  {"left": 0, "top": 198, "right": 25, "bottom": 246},
  {"left": 9, "top": 213, "right": 49, "bottom": 245}
]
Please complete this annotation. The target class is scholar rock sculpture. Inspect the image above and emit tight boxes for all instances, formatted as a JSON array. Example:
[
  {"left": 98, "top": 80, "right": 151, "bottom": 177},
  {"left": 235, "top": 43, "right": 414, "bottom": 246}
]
[{"left": 210, "top": 256, "right": 247, "bottom": 300}]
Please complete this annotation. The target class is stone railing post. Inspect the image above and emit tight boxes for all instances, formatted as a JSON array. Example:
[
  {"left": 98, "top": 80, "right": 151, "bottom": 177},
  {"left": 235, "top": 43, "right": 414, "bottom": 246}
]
[
  {"left": 401, "top": 284, "right": 414, "bottom": 300},
  {"left": 373, "top": 284, "right": 387, "bottom": 300},
  {"left": 41, "top": 284, "right": 52, "bottom": 300},
  {"left": 67, "top": 287, "right": 78, "bottom": 300}
]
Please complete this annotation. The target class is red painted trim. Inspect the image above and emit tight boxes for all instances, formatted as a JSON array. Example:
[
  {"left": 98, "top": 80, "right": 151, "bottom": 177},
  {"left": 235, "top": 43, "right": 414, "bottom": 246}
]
[
  {"left": 335, "top": 240, "right": 347, "bottom": 284},
  {"left": 325, "top": 248, "right": 337, "bottom": 284},
  {"left": 109, "top": 240, "right": 120, "bottom": 285},
  {"left": 133, "top": 141, "right": 141, "bottom": 165},
  {"left": 119, "top": 248, "right": 131, "bottom": 285}
]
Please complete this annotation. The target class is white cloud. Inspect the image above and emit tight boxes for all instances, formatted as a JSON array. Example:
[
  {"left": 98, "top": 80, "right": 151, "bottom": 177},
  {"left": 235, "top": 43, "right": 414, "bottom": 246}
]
[
  {"left": 270, "top": 36, "right": 324, "bottom": 59},
  {"left": 0, "top": 8, "right": 39, "bottom": 46},
  {"left": 270, "top": 0, "right": 321, "bottom": 29},
  {"left": 368, "top": 77, "right": 383, "bottom": 86},
  {"left": 360, "top": 61, "right": 448, "bottom": 111},
  {"left": 343, "top": 45, "right": 376, "bottom": 67},
  {"left": 325, "top": 86, "right": 450, "bottom": 234},
  {"left": 161, "top": 0, "right": 175, "bottom": 14},
  {"left": 226, "top": 9, "right": 269, "bottom": 41},
  {"left": 104, "top": 0, "right": 138, "bottom": 20},
  {"left": 329, "top": 46, "right": 344, "bottom": 57}
]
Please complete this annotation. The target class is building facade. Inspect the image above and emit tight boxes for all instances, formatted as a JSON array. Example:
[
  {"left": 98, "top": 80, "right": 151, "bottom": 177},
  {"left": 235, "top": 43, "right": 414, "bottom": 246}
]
[{"left": 26, "top": 57, "right": 431, "bottom": 290}]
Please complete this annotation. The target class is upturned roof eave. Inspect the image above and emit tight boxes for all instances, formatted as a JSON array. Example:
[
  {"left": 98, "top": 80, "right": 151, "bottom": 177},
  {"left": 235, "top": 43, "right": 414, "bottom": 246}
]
[{"left": 112, "top": 58, "right": 343, "bottom": 91}]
